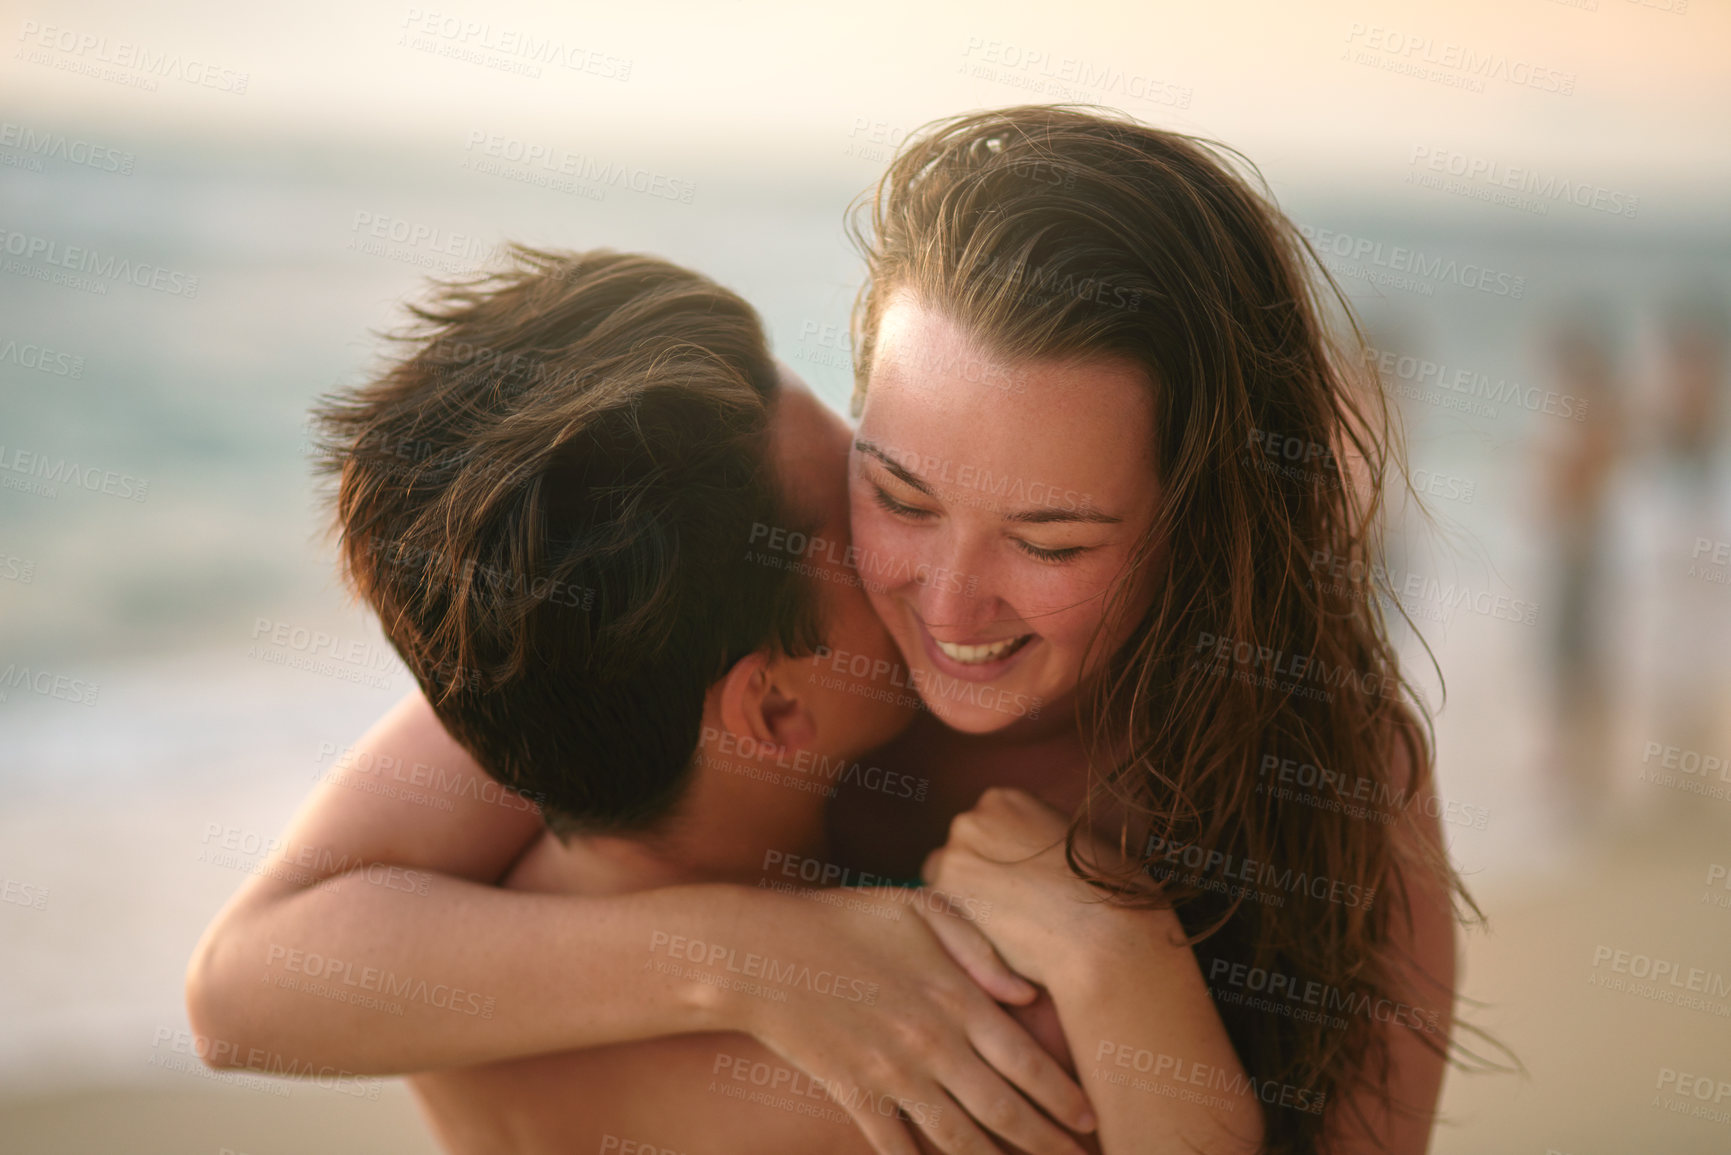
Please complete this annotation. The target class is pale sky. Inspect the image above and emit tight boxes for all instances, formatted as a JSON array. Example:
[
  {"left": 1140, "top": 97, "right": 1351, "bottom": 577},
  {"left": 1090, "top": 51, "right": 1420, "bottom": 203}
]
[{"left": 5, "top": 0, "right": 1728, "bottom": 204}]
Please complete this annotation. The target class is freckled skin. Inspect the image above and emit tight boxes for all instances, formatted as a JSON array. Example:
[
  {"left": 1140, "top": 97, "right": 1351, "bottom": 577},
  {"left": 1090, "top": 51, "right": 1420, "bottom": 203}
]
[
  {"left": 828, "top": 295, "right": 1163, "bottom": 899},
  {"left": 849, "top": 295, "right": 1163, "bottom": 738}
]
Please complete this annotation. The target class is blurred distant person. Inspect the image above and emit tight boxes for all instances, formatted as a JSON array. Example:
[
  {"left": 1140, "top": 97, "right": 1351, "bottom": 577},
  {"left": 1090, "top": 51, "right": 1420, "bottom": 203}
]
[
  {"left": 1639, "top": 290, "right": 1731, "bottom": 811},
  {"left": 1540, "top": 308, "right": 1624, "bottom": 830},
  {"left": 1655, "top": 291, "right": 1729, "bottom": 485}
]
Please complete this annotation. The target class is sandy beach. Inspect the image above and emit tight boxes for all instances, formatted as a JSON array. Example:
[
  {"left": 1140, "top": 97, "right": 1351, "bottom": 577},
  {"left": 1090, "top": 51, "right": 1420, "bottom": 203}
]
[
  {"left": 0, "top": 1081, "right": 437, "bottom": 1155},
  {"left": 1429, "top": 801, "right": 1731, "bottom": 1155}
]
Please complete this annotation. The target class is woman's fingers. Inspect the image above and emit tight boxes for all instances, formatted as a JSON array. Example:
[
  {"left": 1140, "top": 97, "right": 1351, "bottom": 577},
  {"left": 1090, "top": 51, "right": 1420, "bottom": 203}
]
[
  {"left": 904, "top": 1086, "right": 1011, "bottom": 1155},
  {"left": 915, "top": 895, "right": 1037, "bottom": 1005},
  {"left": 967, "top": 1003, "right": 1097, "bottom": 1137},
  {"left": 935, "top": 1055, "right": 1091, "bottom": 1155},
  {"left": 742, "top": 888, "right": 1090, "bottom": 1155},
  {"left": 847, "top": 1073, "right": 1008, "bottom": 1155},
  {"left": 846, "top": 1102, "right": 924, "bottom": 1155}
]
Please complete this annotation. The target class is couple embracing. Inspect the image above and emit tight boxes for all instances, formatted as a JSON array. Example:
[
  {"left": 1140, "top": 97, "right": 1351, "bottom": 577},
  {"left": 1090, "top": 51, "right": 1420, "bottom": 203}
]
[{"left": 188, "top": 105, "right": 1469, "bottom": 1155}]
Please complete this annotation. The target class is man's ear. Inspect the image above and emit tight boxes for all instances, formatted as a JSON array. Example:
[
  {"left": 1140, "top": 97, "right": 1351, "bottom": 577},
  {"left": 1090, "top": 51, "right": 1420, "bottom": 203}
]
[{"left": 717, "top": 651, "right": 818, "bottom": 753}]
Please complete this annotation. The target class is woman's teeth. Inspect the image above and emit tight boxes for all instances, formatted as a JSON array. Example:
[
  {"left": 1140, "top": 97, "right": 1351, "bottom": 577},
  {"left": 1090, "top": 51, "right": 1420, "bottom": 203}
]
[{"left": 935, "top": 635, "right": 1030, "bottom": 665}]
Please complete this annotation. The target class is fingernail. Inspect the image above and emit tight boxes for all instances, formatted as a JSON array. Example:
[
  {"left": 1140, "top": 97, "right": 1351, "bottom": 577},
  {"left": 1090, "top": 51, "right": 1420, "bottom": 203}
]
[{"left": 1077, "top": 1109, "right": 1097, "bottom": 1132}]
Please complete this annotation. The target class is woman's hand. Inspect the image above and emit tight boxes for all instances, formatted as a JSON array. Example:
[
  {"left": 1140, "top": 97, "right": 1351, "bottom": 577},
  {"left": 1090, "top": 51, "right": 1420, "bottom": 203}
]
[
  {"left": 920, "top": 787, "right": 1159, "bottom": 990},
  {"left": 720, "top": 884, "right": 1097, "bottom": 1155},
  {"left": 923, "top": 789, "right": 1262, "bottom": 1155}
]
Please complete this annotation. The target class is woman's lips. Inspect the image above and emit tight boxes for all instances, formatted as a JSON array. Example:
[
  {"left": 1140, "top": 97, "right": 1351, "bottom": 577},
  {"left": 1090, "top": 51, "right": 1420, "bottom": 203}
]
[{"left": 915, "top": 616, "right": 1036, "bottom": 683}]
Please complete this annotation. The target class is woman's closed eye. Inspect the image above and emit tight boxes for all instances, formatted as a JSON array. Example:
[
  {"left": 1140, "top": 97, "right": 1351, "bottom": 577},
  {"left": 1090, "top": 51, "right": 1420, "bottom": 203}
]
[
  {"left": 874, "top": 479, "right": 1094, "bottom": 563},
  {"left": 1013, "top": 539, "right": 1089, "bottom": 564},
  {"left": 870, "top": 482, "right": 936, "bottom": 521}
]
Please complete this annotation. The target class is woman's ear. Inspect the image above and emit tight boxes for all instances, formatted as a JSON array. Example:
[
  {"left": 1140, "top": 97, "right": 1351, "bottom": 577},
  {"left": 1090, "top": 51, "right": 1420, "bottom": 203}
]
[{"left": 716, "top": 651, "right": 818, "bottom": 753}]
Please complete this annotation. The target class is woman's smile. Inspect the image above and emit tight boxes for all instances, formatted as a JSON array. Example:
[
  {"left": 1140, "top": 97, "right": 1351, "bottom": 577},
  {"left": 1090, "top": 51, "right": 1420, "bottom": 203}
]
[{"left": 919, "top": 614, "right": 1038, "bottom": 679}]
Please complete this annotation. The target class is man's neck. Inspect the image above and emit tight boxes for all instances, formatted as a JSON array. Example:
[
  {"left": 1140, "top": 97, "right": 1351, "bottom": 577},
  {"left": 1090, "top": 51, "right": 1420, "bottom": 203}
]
[
  {"left": 511, "top": 714, "right": 833, "bottom": 897},
  {"left": 643, "top": 722, "right": 833, "bottom": 882}
]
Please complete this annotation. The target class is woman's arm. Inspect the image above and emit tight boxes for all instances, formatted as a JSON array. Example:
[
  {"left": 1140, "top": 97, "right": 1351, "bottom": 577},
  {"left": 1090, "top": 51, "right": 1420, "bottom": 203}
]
[
  {"left": 1043, "top": 908, "right": 1265, "bottom": 1154},
  {"left": 185, "top": 693, "right": 1097, "bottom": 1155},
  {"left": 925, "top": 766, "right": 1460, "bottom": 1155},
  {"left": 1322, "top": 785, "right": 1457, "bottom": 1154},
  {"left": 185, "top": 691, "right": 716, "bottom": 1068},
  {"left": 924, "top": 789, "right": 1264, "bottom": 1155}
]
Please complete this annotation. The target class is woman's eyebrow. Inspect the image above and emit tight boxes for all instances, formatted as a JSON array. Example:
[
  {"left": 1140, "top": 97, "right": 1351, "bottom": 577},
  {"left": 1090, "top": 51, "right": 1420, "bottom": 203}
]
[
  {"left": 1003, "top": 506, "right": 1121, "bottom": 526},
  {"left": 857, "top": 438, "right": 1121, "bottom": 525},
  {"left": 854, "top": 439, "right": 934, "bottom": 495}
]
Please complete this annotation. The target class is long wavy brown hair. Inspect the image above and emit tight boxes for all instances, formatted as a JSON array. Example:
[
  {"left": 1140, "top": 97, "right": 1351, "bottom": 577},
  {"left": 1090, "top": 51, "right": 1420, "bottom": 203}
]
[{"left": 848, "top": 105, "right": 1509, "bottom": 1153}]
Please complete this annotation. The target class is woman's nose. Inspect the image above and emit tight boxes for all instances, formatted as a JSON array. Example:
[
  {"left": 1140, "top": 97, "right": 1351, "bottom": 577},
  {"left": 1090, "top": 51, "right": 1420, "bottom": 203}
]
[{"left": 912, "top": 534, "right": 1004, "bottom": 637}]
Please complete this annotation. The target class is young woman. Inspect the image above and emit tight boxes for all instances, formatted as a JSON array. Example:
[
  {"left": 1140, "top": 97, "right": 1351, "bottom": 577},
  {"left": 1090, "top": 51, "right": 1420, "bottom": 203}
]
[
  {"left": 187, "top": 105, "right": 1476, "bottom": 1155},
  {"left": 825, "top": 105, "right": 1472, "bottom": 1154}
]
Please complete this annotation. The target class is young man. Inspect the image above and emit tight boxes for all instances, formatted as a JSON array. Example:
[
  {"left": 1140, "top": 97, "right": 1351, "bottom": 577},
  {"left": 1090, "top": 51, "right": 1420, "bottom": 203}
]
[{"left": 186, "top": 248, "right": 1095, "bottom": 1155}]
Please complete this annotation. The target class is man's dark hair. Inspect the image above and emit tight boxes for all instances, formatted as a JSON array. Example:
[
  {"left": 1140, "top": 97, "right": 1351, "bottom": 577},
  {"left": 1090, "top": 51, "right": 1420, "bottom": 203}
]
[{"left": 313, "top": 246, "right": 821, "bottom": 836}]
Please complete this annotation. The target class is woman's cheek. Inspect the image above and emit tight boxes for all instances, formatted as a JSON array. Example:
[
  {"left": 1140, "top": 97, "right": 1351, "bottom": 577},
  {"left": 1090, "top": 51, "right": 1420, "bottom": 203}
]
[
  {"left": 1017, "top": 557, "right": 1116, "bottom": 622},
  {"left": 847, "top": 489, "right": 891, "bottom": 554},
  {"left": 845, "top": 492, "right": 880, "bottom": 557},
  {"left": 1013, "top": 559, "right": 1131, "bottom": 667},
  {"left": 849, "top": 523, "right": 888, "bottom": 585},
  {"left": 848, "top": 517, "right": 913, "bottom": 608},
  {"left": 852, "top": 508, "right": 921, "bottom": 583}
]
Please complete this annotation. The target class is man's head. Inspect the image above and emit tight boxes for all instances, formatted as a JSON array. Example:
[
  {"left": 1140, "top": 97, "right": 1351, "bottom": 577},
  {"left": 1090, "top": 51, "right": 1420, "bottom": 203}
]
[{"left": 314, "top": 246, "right": 909, "bottom": 838}]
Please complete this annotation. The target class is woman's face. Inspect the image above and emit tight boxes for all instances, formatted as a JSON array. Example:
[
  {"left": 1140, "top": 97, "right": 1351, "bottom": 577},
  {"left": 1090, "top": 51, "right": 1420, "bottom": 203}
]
[{"left": 850, "top": 294, "right": 1163, "bottom": 734}]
